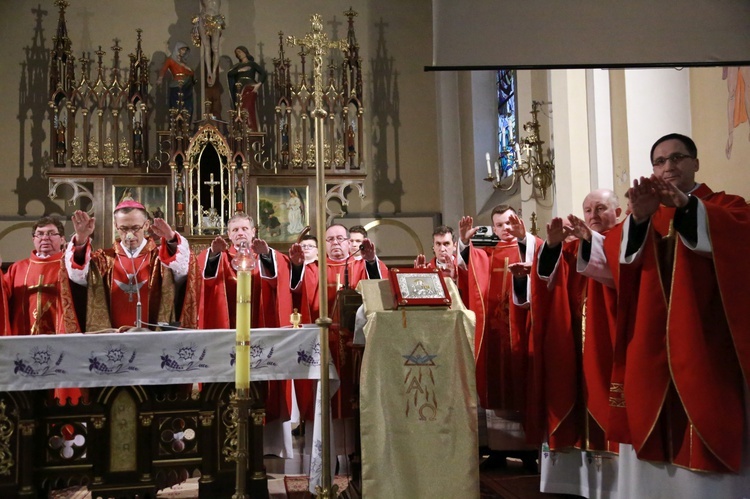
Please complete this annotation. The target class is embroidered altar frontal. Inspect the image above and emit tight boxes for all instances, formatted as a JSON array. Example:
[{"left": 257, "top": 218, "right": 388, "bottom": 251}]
[{"left": 0, "top": 327, "right": 332, "bottom": 390}]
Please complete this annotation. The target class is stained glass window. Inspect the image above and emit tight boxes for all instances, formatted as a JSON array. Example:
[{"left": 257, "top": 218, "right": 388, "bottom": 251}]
[{"left": 497, "top": 70, "right": 517, "bottom": 177}]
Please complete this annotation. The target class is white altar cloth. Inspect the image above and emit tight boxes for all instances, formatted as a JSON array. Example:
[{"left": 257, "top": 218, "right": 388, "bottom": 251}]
[
  {"left": 0, "top": 327, "right": 334, "bottom": 389},
  {"left": 0, "top": 327, "right": 338, "bottom": 493}
]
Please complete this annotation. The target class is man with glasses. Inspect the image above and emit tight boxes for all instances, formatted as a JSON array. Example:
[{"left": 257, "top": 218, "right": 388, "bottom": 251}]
[
  {"left": 288, "top": 224, "right": 386, "bottom": 450},
  {"left": 3, "top": 216, "right": 80, "bottom": 336},
  {"left": 4, "top": 216, "right": 83, "bottom": 403},
  {"left": 586, "top": 133, "right": 750, "bottom": 475},
  {"left": 67, "top": 200, "right": 198, "bottom": 331},
  {"left": 299, "top": 234, "right": 318, "bottom": 264}
]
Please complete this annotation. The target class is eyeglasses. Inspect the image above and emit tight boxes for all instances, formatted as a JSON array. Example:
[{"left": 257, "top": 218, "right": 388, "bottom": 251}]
[
  {"left": 652, "top": 152, "right": 694, "bottom": 167},
  {"left": 116, "top": 224, "right": 145, "bottom": 233},
  {"left": 300, "top": 244, "right": 317, "bottom": 250},
  {"left": 325, "top": 236, "right": 347, "bottom": 243},
  {"left": 33, "top": 232, "right": 61, "bottom": 239}
]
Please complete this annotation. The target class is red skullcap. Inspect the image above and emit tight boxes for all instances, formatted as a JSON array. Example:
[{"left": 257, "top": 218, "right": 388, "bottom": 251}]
[{"left": 114, "top": 199, "right": 146, "bottom": 211}]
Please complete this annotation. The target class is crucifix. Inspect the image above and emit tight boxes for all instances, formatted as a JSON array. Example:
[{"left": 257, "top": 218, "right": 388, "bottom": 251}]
[
  {"left": 288, "top": 15, "right": 348, "bottom": 499},
  {"left": 29, "top": 275, "right": 55, "bottom": 335},
  {"left": 203, "top": 172, "right": 221, "bottom": 211},
  {"left": 202, "top": 172, "right": 222, "bottom": 230}
]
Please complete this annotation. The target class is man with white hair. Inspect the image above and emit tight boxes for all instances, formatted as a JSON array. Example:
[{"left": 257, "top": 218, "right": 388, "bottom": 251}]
[{"left": 525, "top": 188, "right": 621, "bottom": 452}]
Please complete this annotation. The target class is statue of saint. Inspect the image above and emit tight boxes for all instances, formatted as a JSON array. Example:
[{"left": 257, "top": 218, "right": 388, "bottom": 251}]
[
  {"left": 227, "top": 46, "right": 267, "bottom": 131},
  {"left": 157, "top": 42, "right": 195, "bottom": 120}
]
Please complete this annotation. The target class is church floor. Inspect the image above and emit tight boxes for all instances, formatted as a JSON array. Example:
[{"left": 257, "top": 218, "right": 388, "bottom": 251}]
[
  {"left": 479, "top": 454, "right": 582, "bottom": 499},
  {"left": 50, "top": 457, "right": 582, "bottom": 499}
]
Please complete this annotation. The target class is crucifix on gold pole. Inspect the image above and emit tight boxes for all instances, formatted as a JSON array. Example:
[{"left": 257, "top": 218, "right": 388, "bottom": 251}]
[{"left": 288, "top": 14, "right": 348, "bottom": 499}]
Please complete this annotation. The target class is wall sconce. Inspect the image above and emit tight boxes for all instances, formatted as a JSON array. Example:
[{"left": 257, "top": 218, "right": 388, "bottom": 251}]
[{"left": 485, "top": 100, "right": 554, "bottom": 199}]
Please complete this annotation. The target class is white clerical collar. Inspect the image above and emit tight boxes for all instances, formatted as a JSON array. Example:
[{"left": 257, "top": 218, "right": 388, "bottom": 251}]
[
  {"left": 120, "top": 238, "right": 148, "bottom": 257},
  {"left": 34, "top": 251, "right": 52, "bottom": 259},
  {"left": 687, "top": 183, "right": 701, "bottom": 194}
]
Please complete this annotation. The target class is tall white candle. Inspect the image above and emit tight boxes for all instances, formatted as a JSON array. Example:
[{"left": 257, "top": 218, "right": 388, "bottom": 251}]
[{"left": 485, "top": 152, "right": 492, "bottom": 176}]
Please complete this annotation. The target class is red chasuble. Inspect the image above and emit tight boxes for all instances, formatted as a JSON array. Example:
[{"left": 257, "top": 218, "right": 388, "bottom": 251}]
[
  {"left": 605, "top": 184, "right": 750, "bottom": 472},
  {"left": 295, "top": 256, "right": 380, "bottom": 420},
  {"left": 4, "top": 252, "right": 80, "bottom": 335},
  {"left": 528, "top": 239, "right": 618, "bottom": 452},
  {"left": 461, "top": 240, "right": 534, "bottom": 411},
  {"left": 70, "top": 236, "right": 199, "bottom": 331},
  {"left": 4, "top": 252, "right": 82, "bottom": 403},
  {"left": 197, "top": 247, "right": 294, "bottom": 422}
]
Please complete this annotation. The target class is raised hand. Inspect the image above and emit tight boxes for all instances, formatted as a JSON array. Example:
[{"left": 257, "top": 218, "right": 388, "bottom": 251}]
[
  {"left": 566, "top": 214, "right": 592, "bottom": 242},
  {"left": 414, "top": 254, "right": 427, "bottom": 268},
  {"left": 508, "top": 212, "right": 526, "bottom": 240},
  {"left": 209, "top": 235, "right": 229, "bottom": 256},
  {"left": 652, "top": 175, "right": 689, "bottom": 208},
  {"left": 360, "top": 238, "right": 376, "bottom": 262},
  {"left": 251, "top": 237, "right": 271, "bottom": 256},
  {"left": 628, "top": 177, "right": 660, "bottom": 223},
  {"left": 459, "top": 216, "right": 478, "bottom": 245},
  {"left": 546, "top": 217, "right": 567, "bottom": 247},
  {"left": 151, "top": 218, "right": 176, "bottom": 241},
  {"left": 508, "top": 261, "right": 532, "bottom": 277},
  {"left": 71, "top": 210, "right": 96, "bottom": 244},
  {"left": 289, "top": 243, "right": 305, "bottom": 266}
]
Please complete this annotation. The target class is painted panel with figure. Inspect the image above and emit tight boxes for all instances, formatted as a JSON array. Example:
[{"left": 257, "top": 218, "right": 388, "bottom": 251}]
[{"left": 256, "top": 186, "right": 308, "bottom": 243}]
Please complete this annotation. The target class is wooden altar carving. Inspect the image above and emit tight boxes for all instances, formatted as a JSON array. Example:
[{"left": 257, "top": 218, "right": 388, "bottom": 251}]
[{"left": 46, "top": 3, "right": 369, "bottom": 242}]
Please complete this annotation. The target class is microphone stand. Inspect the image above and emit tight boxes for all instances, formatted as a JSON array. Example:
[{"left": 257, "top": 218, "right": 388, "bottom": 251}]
[{"left": 126, "top": 234, "right": 150, "bottom": 332}]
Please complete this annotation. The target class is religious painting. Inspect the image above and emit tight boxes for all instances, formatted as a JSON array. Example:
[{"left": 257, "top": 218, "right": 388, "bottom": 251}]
[
  {"left": 113, "top": 185, "right": 169, "bottom": 222},
  {"left": 256, "top": 185, "right": 309, "bottom": 243}
]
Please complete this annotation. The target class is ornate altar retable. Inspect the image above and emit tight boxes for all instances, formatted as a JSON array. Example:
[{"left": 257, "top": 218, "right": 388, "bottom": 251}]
[{"left": 0, "top": 327, "right": 337, "bottom": 498}]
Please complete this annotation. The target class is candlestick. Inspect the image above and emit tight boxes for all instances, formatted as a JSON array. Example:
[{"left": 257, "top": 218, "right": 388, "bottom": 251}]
[
  {"left": 485, "top": 152, "right": 492, "bottom": 177},
  {"left": 235, "top": 270, "right": 251, "bottom": 389},
  {"left": 494, "top": 161, "right": 500, "bottom": 181},
  {"left": 231, "top": 240, "right": 256, "bottom": 499}
]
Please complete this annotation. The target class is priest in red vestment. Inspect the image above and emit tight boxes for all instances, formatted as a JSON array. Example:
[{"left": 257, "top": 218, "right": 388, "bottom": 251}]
[
  {"left": 4, "top": 216, "right": 82, "bottom": 403},
  {"left": 457, "top": 205, "right": 540, "bottom": 467},
  {"left": 4, "top": 216, "right": 80, "bottom": 336},
  {"left": 528, "top": 189, "right": 621, "bottom": 452},
  {"left": 413, "top": 225, "right": 460, "bottom": 284},
  {"left": 197, "top": 212, "right": 294, "bottom": 421},
  {"left": 596, "top": 133, "right": 750, "bottom": 473},
  {"left": 290, "top": 223, "right": 386, "bottom": 421},
  {"left": 457, "top": 206, "right": 539, "bottom": 413},
  {"left": 67, "top": 201, "right": 198, "bottom": 331}
]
